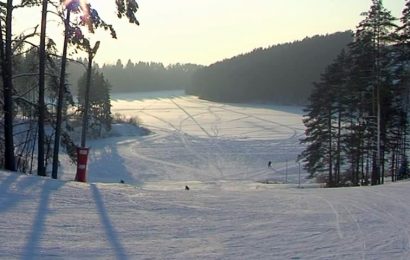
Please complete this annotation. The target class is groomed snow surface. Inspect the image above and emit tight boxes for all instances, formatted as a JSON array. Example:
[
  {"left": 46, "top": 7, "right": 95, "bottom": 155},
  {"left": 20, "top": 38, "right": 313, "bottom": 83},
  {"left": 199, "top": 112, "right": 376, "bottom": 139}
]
[{"left": 1, "top": 91, "right": 410, "bottom": 259}]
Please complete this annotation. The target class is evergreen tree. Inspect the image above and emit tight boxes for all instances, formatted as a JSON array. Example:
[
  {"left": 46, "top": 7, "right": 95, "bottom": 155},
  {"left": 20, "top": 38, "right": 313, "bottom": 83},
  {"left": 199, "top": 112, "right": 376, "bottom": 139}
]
[
  {"left": 355, "top": 0, "right": 397, "bottom": 184},
  {"left": 396, "top": 0, "right": 410, "bottom": 53},
  {"left": 390, "top": 0, "right": 410, "bottom": 181},
  {"left": 300, "top": 1, "right": 400, "bottom": 187},
  {"left": 77, "top": 69, "right": 112, "bottom": 137},
  {"left": 300, "top": 50, "right": 350, "bottom": 186},
  {"left": 344, "top": 30, "right": 376, "bottom": 186}
]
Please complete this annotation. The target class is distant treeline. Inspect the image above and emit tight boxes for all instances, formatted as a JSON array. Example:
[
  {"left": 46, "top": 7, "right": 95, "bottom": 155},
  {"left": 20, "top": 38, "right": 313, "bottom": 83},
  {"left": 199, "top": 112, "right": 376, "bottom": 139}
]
[
  {"left": 186, "top": 31, "right": 353, "bottom": 105},
  {"left": 67, "top": 60, "right": 202, "bottom": 94},
  {"left": 67, "top": 31, "right": 352, "bottom": 103}
]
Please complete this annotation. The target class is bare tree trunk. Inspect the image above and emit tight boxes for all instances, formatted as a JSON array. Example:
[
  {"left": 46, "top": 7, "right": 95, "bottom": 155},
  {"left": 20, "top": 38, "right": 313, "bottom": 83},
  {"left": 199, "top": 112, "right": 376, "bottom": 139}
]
[
  {"left": 37, "top": 0, "right": 48, "bottom": 176},
  {"left": 391, "top": 147, "right": 396, "bottom": 182},
  {"left": 328, "top": 108, "right": 333, "bottom": 186},
  {"left": 80, "top": 41, "right": 100, "bottom": 149},
  {"left": 336, "top": 109, "right": 342, "bottom": 185},
  {"left": 2, "top": 0, "right": 16, "bottom": 171},
  {"left": 81, "top": 50, "right": 94, "bottom": 147},
  {"left": 52, "top": 10, "right": 71, "bottom": 179}
]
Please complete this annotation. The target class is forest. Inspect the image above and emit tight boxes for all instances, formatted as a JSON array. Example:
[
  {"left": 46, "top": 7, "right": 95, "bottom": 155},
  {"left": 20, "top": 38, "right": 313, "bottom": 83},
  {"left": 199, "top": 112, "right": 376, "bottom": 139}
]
[
  {"left": 0, "top": 0, "right": 140, "bottom": 177},
  {"left": 68, "top": 32, "right": 353, "bottom": 101},
  {"left": 187, "top": 31, "right": 353, "bottom": 105},
  {"left": 299, "top": 0, "right": 410, "bottom": 187},
  {"left": 67, "top": 59, "right": 201, "bottom": 94}
]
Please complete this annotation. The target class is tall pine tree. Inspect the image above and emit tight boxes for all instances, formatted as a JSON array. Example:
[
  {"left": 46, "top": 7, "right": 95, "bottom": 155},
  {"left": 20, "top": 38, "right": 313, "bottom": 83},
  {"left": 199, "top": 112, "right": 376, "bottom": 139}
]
[{"left": 300, "top": 0, "right": 401, "bottom": 187}]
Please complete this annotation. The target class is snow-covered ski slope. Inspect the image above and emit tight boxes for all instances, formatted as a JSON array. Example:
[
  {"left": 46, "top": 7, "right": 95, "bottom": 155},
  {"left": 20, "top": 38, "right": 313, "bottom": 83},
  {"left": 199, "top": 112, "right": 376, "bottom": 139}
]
[
  {"left": 1, "top": 171, "right": 410, "bottom": 259},
  {"left": 2, "top": 92, "right": 410, "bottom": 259}
]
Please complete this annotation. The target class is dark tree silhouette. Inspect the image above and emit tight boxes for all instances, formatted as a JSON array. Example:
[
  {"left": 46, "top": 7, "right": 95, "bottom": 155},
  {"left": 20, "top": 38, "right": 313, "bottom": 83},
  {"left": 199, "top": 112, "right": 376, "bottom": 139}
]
[
  {"left": 187, "top": 31, "right": 353, "bottom": 105},
  {"left": 299, "top": 1, "right": 409, "bottom": 187}
]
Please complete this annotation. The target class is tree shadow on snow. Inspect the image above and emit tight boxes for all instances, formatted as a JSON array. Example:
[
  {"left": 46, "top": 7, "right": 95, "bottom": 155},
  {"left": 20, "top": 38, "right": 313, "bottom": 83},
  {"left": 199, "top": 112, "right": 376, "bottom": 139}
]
[
  {"left": 21, "top": 179, "right": 64, "bottom": 260},
  {"left": 0, "top": 172, "right": 46, "bottom": 214},
  {"left": 90, "top": 184, "right": 128, "bottom": 260},
  {"left": 0, "top": 173, "right": 24, "bottom": 213},
  {"left": 87, "top": 139, "right": 141, "bottom": 185}
]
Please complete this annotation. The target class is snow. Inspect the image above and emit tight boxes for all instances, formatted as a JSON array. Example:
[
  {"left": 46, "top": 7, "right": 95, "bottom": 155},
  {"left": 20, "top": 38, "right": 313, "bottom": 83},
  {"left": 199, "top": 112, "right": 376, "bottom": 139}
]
[
  {"left": 1, "top": 91, "right": 409, "bottom": 259},
  {"left": 60, "top": 93, "right": 306, "bottom": 185}
]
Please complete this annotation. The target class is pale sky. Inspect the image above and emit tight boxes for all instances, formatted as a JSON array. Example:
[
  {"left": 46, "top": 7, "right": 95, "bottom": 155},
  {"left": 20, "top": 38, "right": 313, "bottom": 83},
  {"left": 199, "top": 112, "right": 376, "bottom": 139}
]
[{"left": 15, "top": 0, "right": 405, "bottom": 66}]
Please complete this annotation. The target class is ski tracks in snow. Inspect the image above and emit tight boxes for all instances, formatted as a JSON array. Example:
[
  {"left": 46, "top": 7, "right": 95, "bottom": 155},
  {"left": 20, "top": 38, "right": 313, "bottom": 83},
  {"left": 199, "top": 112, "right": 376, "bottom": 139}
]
[
  {"left": 312, "top": 194, "right": 344, "bottom": 239},
  {"left": 311, "top": 187, "right": 410, "bottom": 259},
  {"left": 170, "top": 98, "right": 226, "bottom": 178},
  {"left": 110, "top": 95, "right": 306, "bottom": 183},
  {"left": 132, "top": 102, "right": 225, "bottom": 180},
  {"left": 309, "top": 192, "right": 369, "bottom": 259},
  {"left": 361, "top": 188, "right": 410, "bottom": 257}
]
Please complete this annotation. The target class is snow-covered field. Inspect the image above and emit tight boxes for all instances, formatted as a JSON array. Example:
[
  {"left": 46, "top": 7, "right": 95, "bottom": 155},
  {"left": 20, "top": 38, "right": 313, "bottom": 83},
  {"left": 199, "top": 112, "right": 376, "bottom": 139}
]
[
  {"left": 1, "top": 91, "right": 410, "bottom": 259},
  {"left": 61, "top": 90, "right": 307, "bottom": 185}
]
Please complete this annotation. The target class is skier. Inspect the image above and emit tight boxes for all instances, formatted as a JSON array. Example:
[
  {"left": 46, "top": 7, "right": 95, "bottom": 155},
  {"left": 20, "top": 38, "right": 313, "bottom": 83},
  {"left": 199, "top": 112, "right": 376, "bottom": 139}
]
[{"left": 268, "top": 161, "right": 272, "bottom": 168}]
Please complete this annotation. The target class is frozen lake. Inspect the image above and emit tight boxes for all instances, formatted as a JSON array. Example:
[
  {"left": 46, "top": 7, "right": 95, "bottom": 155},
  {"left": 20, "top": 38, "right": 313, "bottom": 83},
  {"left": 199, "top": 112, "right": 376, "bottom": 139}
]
[{"left": 61, "top": 91, "right": 307, "bottom": 185}]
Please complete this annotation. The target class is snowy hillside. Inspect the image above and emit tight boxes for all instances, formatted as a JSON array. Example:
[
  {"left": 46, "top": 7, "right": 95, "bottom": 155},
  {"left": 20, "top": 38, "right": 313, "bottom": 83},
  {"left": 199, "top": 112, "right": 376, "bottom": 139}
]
[
  {"left": 1, "top": 93, "right": 409, "bottom": 259},
  {"left": 1, "top": 171, "right": 410, "bottom": 259}
]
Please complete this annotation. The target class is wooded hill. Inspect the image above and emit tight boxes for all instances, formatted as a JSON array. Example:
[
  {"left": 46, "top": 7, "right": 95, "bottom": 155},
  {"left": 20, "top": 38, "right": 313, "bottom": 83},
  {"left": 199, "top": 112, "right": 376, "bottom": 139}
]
[
  {"left": 187, "top": 31, "right": 353, "bottom": 105},
  {"left": 67, "top": 60, "right": 202, "bottom": 95},
  {"left": 100, "top": 61, "right": 202, "bottom": 93}
]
